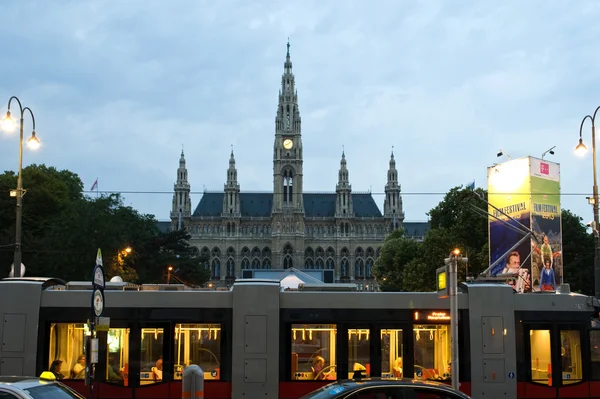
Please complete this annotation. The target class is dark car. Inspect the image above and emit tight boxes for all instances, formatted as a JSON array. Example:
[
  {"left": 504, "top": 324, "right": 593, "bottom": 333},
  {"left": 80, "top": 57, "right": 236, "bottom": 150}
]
[
  {"left": 299, "top": 378, "right": 471, "bottom": 399},
  {"left": 0, "top": 374, "right": 85, "bottom": 399}
]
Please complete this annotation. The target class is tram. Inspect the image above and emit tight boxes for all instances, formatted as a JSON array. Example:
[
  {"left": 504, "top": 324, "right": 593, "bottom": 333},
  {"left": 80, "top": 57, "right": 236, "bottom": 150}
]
[{"left": 0, "top": 277, "right": 598, "bottom": 399}]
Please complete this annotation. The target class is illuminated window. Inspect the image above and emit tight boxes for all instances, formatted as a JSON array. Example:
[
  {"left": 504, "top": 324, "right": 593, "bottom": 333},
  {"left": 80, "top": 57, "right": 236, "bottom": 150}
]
[
  {"left": 560, "top": 330, "right": 582, "bottom": 384},
  {"left": 291, "top": 324, "right": 337, "bottom": 381},
  {"left": 107, "top": 328, "right": 130, "bottom": 385},
  {"left": 48, "top": 323, "right": 89, "bottom": 379},
  {"left": 381, "top": 329, "right": 403, "bottom": 378},
  {"left": 530, "top": 329, "right": 551, "bottom": 385},
  {"left": 174, "top": 324, "right": 221, "bottom": 381},
  {"left": 140, "top": 328, "right": 163, "bottom": 385},
  {"left": 413, "top": 325, "right": 450, "bottom": 381},
  {"left": 348, "top": 329, "right": 370, "bottom": 378}
]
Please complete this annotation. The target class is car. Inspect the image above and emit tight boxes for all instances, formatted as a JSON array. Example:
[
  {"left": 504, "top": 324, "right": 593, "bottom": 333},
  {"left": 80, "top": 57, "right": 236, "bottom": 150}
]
[
  {"left": 0, "top": 373, "right": 85, "bottom": 399},
  {"left": 299, "top": 378, "right": 472, "bottom": 399}
]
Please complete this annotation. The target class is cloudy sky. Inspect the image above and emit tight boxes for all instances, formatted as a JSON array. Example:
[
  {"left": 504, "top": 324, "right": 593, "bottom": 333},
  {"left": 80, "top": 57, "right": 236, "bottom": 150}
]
[{"left": 0, "top": 0, "right": 599, "bottom": 224}]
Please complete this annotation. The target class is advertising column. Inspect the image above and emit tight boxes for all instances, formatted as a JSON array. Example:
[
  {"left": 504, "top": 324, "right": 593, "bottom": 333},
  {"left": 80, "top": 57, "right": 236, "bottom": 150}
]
[
  {"left": 488, "top": 157, "right": 533, "bottom": 292},
  {"left": 529, "top": 158, "right": 562, "bottom": 291}
]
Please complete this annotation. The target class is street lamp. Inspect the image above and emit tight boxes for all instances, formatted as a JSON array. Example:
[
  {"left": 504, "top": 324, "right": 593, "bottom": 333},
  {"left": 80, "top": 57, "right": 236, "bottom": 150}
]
[
  {"left": 576, "top": 106, "right": 600, "bottom": 298},
  {"left": 167, "top": 266, "right": 173, "bottom": 285},
  {"left": 1, "top": 96, "right": 40, "bottom": 279}
]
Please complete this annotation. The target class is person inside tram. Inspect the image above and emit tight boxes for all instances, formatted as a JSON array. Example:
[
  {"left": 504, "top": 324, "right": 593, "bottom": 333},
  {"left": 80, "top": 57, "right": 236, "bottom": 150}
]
[
  {"left": 107, "top": 354, "right": 123, "bottom": 381},
  {"left": 393, "top": 358, "right": 403, "bottom": 378},
  {"left": 151, "top": 358, "right": 163, "bottom": 381},
  {"left": 71, "top": 354, "right": 86, "bottom": 379},
  {"left": 50, "top": 359, "right": 65, "bottom": 379},
  {"left": 313, "top": 356, "right": 331, "bottom": 380}
]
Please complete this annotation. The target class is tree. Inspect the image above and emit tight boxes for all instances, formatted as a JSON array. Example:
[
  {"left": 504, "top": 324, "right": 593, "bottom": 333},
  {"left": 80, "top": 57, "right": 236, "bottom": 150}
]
[
  {"left": 561, "top": 209, "right": 594, "bottom": 295},
  {"left": 372, "top": 229, "right": 421, "bottom": 291},
  {"left": 427, "top": 186, "right": 489, "bottom": 278},
  {"left": 0, "top": 164, "right": 209, "bottom": 287}
]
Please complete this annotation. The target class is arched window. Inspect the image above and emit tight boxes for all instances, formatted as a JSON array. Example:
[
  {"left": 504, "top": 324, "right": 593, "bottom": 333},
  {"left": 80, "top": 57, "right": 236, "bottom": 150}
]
[
  {"left": 315, "top": 258, "right": 324, "bottom": 269},
  {"left": 366, "top": 258, "right": 374, "bottom": 278},
  {"left": 305, "top": 259, "right": 314, "bottom": 269},
  {"left": 326, "top": 258, "right": 335, "bottom": 270},
  {"left": 262, "top": 258, "right": 271, "bottom": 269},
  {"left": 211, "top": 259, "right": 220, "bottom": 279},
  {"left": 355, "top": 258, "right": 364, "bottom": 278},
  {"left": 283, "top": 256, "right": 293, "bottom": 269},
  {"left": 283, "top": 169, "right": 293, "bottom": 204},
  {"left": 341, "top": 258, "right": 349, "bottom": 277},
  {"left": 227, "top": 258, "right": 235, "bottom": 277},
  {"left": 241, "top": 258, "right": 250, "bottom": 269},
  {"left": 251, "top": 258, "right": 261, "bottom": 269}
]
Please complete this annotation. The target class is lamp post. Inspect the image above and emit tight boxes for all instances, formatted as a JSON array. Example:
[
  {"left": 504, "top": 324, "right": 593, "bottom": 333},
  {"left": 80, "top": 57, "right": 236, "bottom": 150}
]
[
  {"left": 576, "top": 106, "right": 600, "bottom": 298},
  {"left": 444, "top": 249, "right": 468, "bottom": 391},
  {"left": 1, "top": 96, "right": 40, "bottom": 279},
  {"left": 167, "top": 266, "right": 173, "bottom": 285}
]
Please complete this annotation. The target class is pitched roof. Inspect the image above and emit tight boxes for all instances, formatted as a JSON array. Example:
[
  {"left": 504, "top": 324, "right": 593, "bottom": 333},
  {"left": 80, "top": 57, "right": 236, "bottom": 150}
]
[{"left": 192, "top": 192, "right": 383, "bottom": 218}]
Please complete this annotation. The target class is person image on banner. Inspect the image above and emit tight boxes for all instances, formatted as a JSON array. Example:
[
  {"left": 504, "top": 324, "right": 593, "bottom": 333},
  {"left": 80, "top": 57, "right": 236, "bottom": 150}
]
[
  {"left": 540, "top": 258, "right": 556, "bottom": 291},
  {"left": 501, "top": 251, "right": 530, "bottom": 293}
]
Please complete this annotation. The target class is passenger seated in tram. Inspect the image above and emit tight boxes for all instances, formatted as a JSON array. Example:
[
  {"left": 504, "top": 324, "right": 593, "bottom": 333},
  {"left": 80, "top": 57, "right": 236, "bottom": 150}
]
[
  {"left": 313, "top": 356, "right": 333, "bottom": 380},
  {"left": 71, "top": 354, "right": 86, "bottom": 379},
  {"left": 107, "top": 354, "right": 123, "bottom": 381},
  {"left": 151, "top": 358, "right": 163, "bottom": 381},
  {"left": 392, "top": 358, "right": 402, "bottom": 378},
  {"left": 50, "top": 360, "right": 65, "bottom": 379}
]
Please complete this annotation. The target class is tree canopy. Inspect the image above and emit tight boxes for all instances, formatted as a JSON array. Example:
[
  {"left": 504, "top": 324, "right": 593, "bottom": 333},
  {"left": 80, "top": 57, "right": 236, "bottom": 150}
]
[
  {"left": 373, "top": 185, "right": 595, "bottom": 295},
  {"left": 0, "top": 164, "right": 209, "bottom": 286}
]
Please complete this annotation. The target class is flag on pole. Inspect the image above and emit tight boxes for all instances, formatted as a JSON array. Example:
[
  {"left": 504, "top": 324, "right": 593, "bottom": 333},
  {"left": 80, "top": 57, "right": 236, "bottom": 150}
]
[
  {"left": 466, "top": 180, "right": 475, "bottom": 190},
  {"left": 90, "top": 178, "right": 98, "bottom": 191}
]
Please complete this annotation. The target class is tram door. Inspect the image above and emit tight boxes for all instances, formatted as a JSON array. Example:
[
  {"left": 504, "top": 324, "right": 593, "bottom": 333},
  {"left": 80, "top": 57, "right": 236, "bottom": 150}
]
[
  {"left": 526, "top": 323, "right": 584, "bottom": 388},
  {"left": 126, "top": 322, "right": 171, "bottom": 398}
]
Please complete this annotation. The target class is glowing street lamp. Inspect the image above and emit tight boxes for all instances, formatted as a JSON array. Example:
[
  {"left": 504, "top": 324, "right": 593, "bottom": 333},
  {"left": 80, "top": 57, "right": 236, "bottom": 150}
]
[
  {"left": 167, "top": 266, "right": 173, "bottom": 285},
  {"left": 2, "top": 96, "right": 40, "bottom": 279},
  {"left": 576, "top": 106, "right": 600, "bottom": 298}
]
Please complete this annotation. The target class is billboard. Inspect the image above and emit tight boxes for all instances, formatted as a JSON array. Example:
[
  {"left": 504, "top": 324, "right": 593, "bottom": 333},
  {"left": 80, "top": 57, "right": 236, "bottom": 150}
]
[
  {"left": 487, "top": 157, "right": 562, "bottom": 293},
  {"left": 529, "top": 158, "right": 562, "bottom": 290}
]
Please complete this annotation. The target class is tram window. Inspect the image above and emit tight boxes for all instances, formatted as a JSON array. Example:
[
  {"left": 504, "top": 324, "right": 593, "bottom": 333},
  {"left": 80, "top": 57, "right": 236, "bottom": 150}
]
[
  {"left": 107, "top": 328, "right": 130, "bottom": 385},
  {"left": 47, "top": 323, "right": 90, "bottom": 380},
  {"left": 140, "top": 328, "right": 163, "bottom": 385},
  {"left": 560, "top": 330, "right": 582, "bottom": 384},
  {"left": 291, "top": 324, "right": 337, "bottom": 381},
  {"left": 413, "top": 325, "right": 450, "bottom": 381},
  {"left": 529, "top": 329, "right": 551, "bottom": 385},
  {"left": 174, "top": 324, "right": 221, "bottom": 381},
  {"left": 381, "top": 329, "right": 403, "bottom": 378},
  {"left": 348, "top": 329, "right": 370, "bottom": 378},
  {"left": 590, "top": 330, "right": 600, "bottom": 380}
]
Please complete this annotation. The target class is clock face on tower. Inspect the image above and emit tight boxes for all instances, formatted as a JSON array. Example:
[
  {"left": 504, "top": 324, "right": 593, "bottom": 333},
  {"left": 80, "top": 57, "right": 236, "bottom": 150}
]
[{"left": 283, "top": 138, "right": 294, "bottom": 150}]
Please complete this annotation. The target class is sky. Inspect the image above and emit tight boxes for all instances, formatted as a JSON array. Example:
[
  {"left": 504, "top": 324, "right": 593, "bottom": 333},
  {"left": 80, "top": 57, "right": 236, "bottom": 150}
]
[{"left": 0, "top": 0, "right": 599, "bottom": 225}]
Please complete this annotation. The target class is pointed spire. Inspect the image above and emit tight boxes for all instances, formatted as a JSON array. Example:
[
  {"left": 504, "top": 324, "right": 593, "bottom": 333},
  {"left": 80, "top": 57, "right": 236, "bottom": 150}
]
[
  {"left": 179, "top": 146, "right": 186, "bottom": 167},
  {"left": 229, "top": 145, "right": 236, "bottom": 166},
  {"left": 284, "top": 39, "right": 292, "bottom": 72}
]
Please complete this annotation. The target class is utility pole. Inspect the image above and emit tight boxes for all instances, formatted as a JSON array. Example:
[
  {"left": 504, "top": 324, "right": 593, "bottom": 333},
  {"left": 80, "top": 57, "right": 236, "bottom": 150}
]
[{"left": 444, "top": 249, "right": 468, "bottom": 391}]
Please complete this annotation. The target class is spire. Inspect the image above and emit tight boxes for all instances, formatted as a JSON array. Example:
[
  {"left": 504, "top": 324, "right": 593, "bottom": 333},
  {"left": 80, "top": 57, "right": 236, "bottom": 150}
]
[
  {"left": 171, "top": 148, "right": 192, "bottom": 226},
  {"left": 227, "top": 146, "right": 237, "bottom": 184},
  {"left": 335, "top": 150, "right": 353, "bottom": 218},
  {"left": 384, "top": 146, "right": 403, "bottom": 226}
]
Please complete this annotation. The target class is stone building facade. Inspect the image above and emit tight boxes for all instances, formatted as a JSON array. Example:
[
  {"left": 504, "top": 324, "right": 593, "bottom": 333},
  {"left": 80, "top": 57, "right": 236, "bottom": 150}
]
[{"left": 168, "top": 43, "right": 427, "bottom": 285}]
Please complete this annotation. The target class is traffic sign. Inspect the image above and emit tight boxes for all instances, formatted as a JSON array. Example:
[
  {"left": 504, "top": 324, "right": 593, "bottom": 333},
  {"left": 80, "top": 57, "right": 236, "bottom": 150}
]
[
  {"left": 93, "top": 265, "right": 105, "bottom": 288},
  {"left": 92, "top": 289, "right": 104, "bottom": 317}
]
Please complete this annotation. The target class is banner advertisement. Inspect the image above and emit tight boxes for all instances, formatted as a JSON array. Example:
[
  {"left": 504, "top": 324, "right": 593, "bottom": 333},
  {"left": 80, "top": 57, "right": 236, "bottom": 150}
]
[
  {"left": 487, "top": 156, "right": 562, "bottom": 293},
  {"left": 529, "top": 158, "right": 562, "bottom": 291},
  {"left": 488, "top": 158, "right": 532, "bottom": 292}
]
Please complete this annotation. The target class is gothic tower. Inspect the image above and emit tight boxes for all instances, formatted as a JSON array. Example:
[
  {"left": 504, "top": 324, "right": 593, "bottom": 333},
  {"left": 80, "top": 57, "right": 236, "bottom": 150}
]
[
  {"left": 335, "top": 150, "right": 354, "bottom": 218},
  {"left": 271, "top": 40, "right": 305, "bottom": 268},
  {"left": 222, "top": 148, "right": 241, "bottom": 237},
  {"left": 383, "top": 149, "right": 404, "bottom": 230},
  {"left": 171, "top": 148, "right": 192, "bottom": 229}
]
